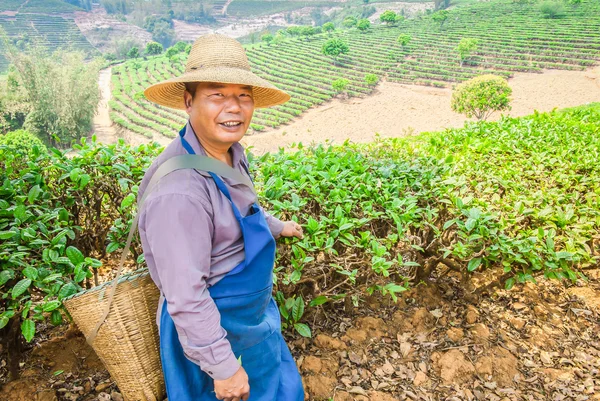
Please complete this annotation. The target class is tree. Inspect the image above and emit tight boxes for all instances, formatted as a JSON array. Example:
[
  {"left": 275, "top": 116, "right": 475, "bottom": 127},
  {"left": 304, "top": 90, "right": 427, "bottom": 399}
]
[
  {"left": 456, "top": 38, "right": 479, "bottom": 67},
  {"left": 322, "top": 22, "right": 335, "bottom": 34},
  {"left": 0, "top": 67, "right": 30, "bottom": 133},
  {"left": 397, "top": 33, "right": 411, "bottom": 47},
  {"left": 332, "top": 78, "right": 349, "bottom": 94},
  {"left": 261, "top": 33, "right": 274, "bottom": 45},
  {"left": 365, "top": 73, "right": 378, "bottom": 86},
  {"left": 431, "top": 10, "right": 449, "bottom": 29},
  {"left": 322, "top": 38, "right": 349, "bottom": 65},
  {"left": 286, "top": 26, "right": 303, "bottom": 37},
  {"left": 451, "top": 75, "right": 512, "bottom": 121},
  {"left": 127, "top": 46, "right": 139, "bottom": 59},
  {"left": 357, "top": 18, "right": 371, "bottom": 33},
  {"left": 539, "top": 1, "right": 566, "bottom": 18},
  {"left": 145, "top": 41, "right": 163, "bottom": 55},
  {"left": 380, "top": 10, "right": 398, "bottom": 26},
  {"left": 0, "top": 35, "right": 101, "bottom": 147},
  {"left": 342, "top": 16, "right": 357, "bottom": 28},
  {"left": 301, "top": 26, "right": 316, "bottom": 41}
]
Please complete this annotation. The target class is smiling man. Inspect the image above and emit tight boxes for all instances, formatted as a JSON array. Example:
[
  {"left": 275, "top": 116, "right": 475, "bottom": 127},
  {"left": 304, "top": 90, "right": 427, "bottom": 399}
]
[{"left": 137, "top": 34, "right": 305, "bottom": 401}]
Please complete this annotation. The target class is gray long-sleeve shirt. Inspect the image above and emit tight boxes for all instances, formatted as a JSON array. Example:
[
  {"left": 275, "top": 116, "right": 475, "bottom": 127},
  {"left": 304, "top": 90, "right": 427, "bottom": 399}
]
[{"left": 137, "top": 121, "right": 284, "bottom": 380}]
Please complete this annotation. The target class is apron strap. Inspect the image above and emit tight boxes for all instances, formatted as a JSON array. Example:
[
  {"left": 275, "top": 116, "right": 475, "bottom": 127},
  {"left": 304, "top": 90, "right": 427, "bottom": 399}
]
[{"left": 87, "top": 131, "right": 256, "bottom": 345}]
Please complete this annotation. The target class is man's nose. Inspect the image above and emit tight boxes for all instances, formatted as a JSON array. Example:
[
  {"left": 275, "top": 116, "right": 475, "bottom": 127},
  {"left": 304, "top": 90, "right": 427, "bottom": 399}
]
[{"left": 224, "top": 94, "right": 242, "bottom": 112}]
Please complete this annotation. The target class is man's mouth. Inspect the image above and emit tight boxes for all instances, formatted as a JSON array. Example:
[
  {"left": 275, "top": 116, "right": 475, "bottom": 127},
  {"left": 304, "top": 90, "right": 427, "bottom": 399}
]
[{"left": 220, "top": 121, "right": 243, "bottom": 127}]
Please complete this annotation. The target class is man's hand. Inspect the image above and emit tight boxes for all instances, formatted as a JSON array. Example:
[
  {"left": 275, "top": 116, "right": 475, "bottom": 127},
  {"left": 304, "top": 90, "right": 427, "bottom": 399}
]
[
  {"left": 280, "top": 221, "right": 303, "bottom": 239},
  {"left": 214, "top": 366, "right": 250, "bottom": 401}
]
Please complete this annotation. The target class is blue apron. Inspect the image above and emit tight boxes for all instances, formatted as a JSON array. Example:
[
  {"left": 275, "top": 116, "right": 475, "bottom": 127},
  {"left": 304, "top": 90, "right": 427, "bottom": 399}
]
[{"left": 158, "top": 127, "right": 304, "bottom": 400}]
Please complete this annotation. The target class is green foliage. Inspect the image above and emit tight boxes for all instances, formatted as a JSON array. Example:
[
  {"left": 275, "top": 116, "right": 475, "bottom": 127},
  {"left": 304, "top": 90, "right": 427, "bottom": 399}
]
[
  {"left": 451, "top": 74, "right": 512, "bottom": 120},
  {"left": 276, "top": 292, "right": 311, "bottom": 337},
  {"left": 322, "top": 38, "right": 350, "bottom": 65},
  {"left": 0, "top": 39, "right": 101, "bottom": 148},
  {"left": 322, "top": 22, "right": 335, "bottom": 33},
  {"left": 0, "top": 130, "right": 46, "bottom": 157},
  {"left": 455, "top": 38, "right": 479, "bottom": 66},
  {"left": 380, "top": 10, "right": 399, "bottom": 25},
  {"left": 331, "top": 78, "right": 349, "bottom": 93},
  {"left": 431, "top": 9, "right": 450, "bottom": 28},
  {"left": 100, "top": 0, "right": 130, "bottom": 14},
  {"left": 0, "top": 67, "right": 30, "bottom": 132},
  {"left": 127, "top": 46, "right": 140, "bottom": 59},
  {"left": 364, "top": 73, "right": 378, "bottom": 86},
  {"left": 342, "top": 16, "right": 358, "bottom": 28},
  {"left": 145, "top": 41, "right": 163, "bottom": 55},
  {"left": 0, "top": 136, "right": 162, "bottom": 342},
  {"left": 261, "top": 33, "right": 274, "bottom": 45},
  {"left": 397, "top": 33, "right": 411, "bottom": 47},
  {"left": 539, "top": 1, "right": 566, "bottom": 18},
  {"left": 357, "top": 18, "right": 371, "bottom": 33}
]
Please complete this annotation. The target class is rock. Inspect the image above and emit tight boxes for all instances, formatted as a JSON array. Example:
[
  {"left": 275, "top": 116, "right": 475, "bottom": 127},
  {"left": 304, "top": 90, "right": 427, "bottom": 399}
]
[
  {"left": 510, "top": 317, "right": 526, "bottom": 330},
  {"left": 412, "top": 307, "right": 434, "bottom": 332},
  {"left": 471, "top": 323, "right": 490, "bottom": 342},
  {"left": 446, "top": 327, "right": 465, "bottom": 342},
  {"left": 304, "top": 376, "right": 337, "bottom": 399},
  {"left": 465, "top": 305, "right": 479, "bottom": 324},
  {"left": 413, "top": 371, "right": 429, "bottom": 386},
  {"left": 95, "top": 382, "right": 112, "bottom": 393},
  {"left": 314, "top": 334, "right": 347, "bottom": 350},
  {"left": 110, "top": 391, "right": 124, "bottom": 401},
  {"left": 37, "top": 390, "right": 57, "bottom": 401},
  {"left": 432, "top": 349, "right": 476, "bottom": 384},
  {"left": 346, "top": 328, "right": 368, "bottom": 342},
  {"left": 302, "top": 356, "right": 323, "bottom": 374},
  {"left": 475, "top": 347, "right": 518, "bottom": 386},
  {"left": 97, "top": 393, "right": 111, "bottom": 401}
]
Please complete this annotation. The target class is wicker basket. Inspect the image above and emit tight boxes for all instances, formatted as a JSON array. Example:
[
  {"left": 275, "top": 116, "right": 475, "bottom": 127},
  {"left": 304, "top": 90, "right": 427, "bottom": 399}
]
[{"left": 63, "top": 269, "right": 165, "bottom": 401}]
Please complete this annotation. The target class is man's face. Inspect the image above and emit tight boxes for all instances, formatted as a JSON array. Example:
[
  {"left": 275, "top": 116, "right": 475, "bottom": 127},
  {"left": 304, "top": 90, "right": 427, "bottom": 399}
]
[{"left": 184, "top": 82, "right": 255, "bottom": 146}]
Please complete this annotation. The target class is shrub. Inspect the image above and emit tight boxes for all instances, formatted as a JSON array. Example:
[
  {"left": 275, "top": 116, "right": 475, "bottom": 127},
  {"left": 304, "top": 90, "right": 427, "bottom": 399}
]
[
  {"left": 456, "top": 38, "right": 479, "bottom": 66},
  {"left": 342, "top": 16, "right": 357, "bottom": 28},
  {"left": 262, "top": 33, "right": 274, "bottom": 45},
  {"left": 127, "top": 46, "right": 140, "bottom": 59},
  {"left": 322, "top": 38, "right": 349, "bottom": 65},
  {"left": 365, "top": 73, "right": 378, "bottom": 86},
  {"left": 539, "top": 1, "right": 566, "bottom": 18},
  {"left": 145, "top": 41, "right": 163, "bottom": 55},
  {"left": 322, "top": 22, "right": 335, "bottom": 33},
  {"left": 357, "top": 18, "right": 371, "bottom": 33},
  {"left": 451, "top": 74, "right": 512, "bottom": 120},
  {"left": 332, "top": 78, "right": 349, "bottom": 93},
  {"left": 380, "top": 10, "right": 398, "bottom": 25},
  {"left": 0, "top": 130, "right": 46, "bottom": 156},
  {"left": 397, "top": 33, "right": 411, "bottom": 47}
]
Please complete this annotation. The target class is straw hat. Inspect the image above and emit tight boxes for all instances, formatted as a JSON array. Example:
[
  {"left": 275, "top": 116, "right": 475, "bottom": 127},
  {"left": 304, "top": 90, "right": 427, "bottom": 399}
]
[{"left": 144, "top": 34, "right": 290, "bottom": 109}]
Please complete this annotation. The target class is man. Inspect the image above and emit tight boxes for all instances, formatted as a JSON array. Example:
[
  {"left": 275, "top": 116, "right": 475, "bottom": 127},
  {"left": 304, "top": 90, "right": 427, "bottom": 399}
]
[{"left": 137, "top": 34, "right": 305, "bottom": 400}]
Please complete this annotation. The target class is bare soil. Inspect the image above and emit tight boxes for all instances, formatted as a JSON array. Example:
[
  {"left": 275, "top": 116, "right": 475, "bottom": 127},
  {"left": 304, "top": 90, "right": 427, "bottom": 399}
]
[
  {"left": 1, "top": 269, "right": 598, "bottom": 401},
  {"left": 242, "top": 68, "right": 600, "bottom": 154}
]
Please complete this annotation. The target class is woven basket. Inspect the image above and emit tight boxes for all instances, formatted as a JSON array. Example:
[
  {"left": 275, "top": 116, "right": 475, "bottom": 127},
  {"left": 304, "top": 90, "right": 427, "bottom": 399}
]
[{"left": 63, "top": 269, "right": 165, "bottom": 401}]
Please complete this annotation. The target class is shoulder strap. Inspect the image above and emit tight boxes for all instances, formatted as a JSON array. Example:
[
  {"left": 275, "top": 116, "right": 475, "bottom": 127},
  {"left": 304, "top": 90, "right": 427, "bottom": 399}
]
[{"left": 86, "top": 154, "right": 256, "bottom": 344}]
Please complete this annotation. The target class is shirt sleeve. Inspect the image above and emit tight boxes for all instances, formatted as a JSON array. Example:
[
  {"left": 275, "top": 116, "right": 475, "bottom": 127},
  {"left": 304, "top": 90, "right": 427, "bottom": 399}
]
[
  {"left": 142, "top": 193, "right": 240, "bottom": 380},
  {"left": 263, "top": 209, "right": 284, "bottom": 239}
]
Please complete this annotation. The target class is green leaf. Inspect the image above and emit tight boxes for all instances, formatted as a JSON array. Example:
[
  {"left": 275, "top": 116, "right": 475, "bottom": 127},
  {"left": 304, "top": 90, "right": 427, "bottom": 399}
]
[
  {"left": 106, "top": 242, "right": 120, "bottom": 253},
  {"left": 58, "top": 282, "right": 78, "bottom": 300},
  {"left": 22, "top": 267, "right": 38, "bottom": 281},
  {"left": 294, "top": 323, "right": 312, "bottom": 338},
  {"left": 504, "top": 277, "right": 516, "bottom": 290},
  {"left": 292, "top": 297, "right": 304, "bottom": 323},
  {"left": 66, "top": 246, "right": 85, "bottom": 265},
  {"left": 12, "top": 278, "right": 32, "bottom": 299},
  {"left": 0, "top": 316, "right": 9, "bottom": 329},
  {"left": 467, "top": 257, "right": 482, "bottom": 272},
  {"left": 0, "top": 270, "right": 15, "bottom": 286},
  {"left": 43, "top": 273, "right": 63, "bottom": 283},
  {"left": 0, "top": 231, "right": 15, "bottom": 240},
  {"left": 120, "top": 193, "right": 136, "bottom": 210},
  {"left": 50, "top": 310, "right": 63, "bottom": 326},
  {"left": 21, "top": 319, "right": 35, "bottom": 342},
  {"left": 43, "top": 300, "right": 61, "bottom": 312},
  {"left": 79, "top": 174, "right": 91, "bottom": 189},
  {"left": 53, "top": 370, "right": 64, "bottom": 376},
  {"left": 27, "top": 185, "right": 42, "bottom": 204},
  {"left": 309, "top": 296, "right": 329, "bottom": 307}
]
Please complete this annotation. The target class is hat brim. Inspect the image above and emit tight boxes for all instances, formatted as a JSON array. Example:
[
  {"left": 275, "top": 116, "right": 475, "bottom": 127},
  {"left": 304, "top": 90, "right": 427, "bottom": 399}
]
[{"left": 143, "top": 67, "right": 290, "bottom": 110}]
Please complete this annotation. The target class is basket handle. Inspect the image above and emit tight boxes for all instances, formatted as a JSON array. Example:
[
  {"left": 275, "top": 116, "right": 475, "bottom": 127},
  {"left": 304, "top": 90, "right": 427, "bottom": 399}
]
[{"left": 86, "top": 154, "right": 256, "bottom": 345}]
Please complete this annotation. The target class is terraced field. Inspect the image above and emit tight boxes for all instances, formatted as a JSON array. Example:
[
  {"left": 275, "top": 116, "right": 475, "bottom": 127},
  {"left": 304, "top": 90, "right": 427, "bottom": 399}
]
[{"left": 108, "top": 0, "right": 600, "bottom": 140}]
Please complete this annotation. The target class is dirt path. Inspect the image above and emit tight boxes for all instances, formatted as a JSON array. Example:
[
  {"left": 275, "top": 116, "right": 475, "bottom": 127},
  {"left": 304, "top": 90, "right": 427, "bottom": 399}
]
[
  {"left": 242, "top": 68, "right": 600, "bottom": 154},
  {"left": 91, "top": 68, "right": 117, "bottom": 144}
]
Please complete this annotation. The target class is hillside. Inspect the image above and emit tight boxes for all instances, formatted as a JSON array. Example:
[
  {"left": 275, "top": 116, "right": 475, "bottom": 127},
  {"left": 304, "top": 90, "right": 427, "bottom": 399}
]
[{"left": 106, "top": 0, "right": 600, "bottom": 142}]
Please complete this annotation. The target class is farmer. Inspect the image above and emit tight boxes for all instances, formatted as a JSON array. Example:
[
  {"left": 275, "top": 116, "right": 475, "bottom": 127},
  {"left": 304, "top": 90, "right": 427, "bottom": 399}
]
[{"left": 137, "top": 34, "right": 305, "bottom": 401}]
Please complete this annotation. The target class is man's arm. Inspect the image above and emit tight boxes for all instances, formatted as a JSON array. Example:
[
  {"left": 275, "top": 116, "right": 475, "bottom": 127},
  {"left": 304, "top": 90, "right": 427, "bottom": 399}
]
[{"left": 142, "top": 193, "right": 240, "bottom": 380}]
